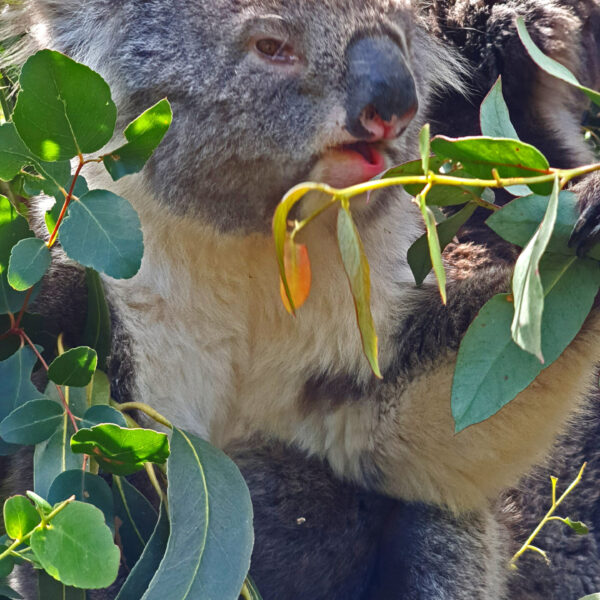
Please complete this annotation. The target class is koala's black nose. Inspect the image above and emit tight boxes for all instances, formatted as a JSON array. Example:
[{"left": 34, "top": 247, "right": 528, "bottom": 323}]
[{"left": 344, "top": 36, "right": 418, "bottom": 140}]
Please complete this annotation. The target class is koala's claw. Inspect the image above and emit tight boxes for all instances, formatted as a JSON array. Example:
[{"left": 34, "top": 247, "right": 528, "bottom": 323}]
[{"left": 569, "top": 202, "right": 600, "bottom": 257}]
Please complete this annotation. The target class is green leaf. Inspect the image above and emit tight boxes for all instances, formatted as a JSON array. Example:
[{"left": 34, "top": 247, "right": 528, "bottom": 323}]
[
  {"left": 0, "top": 553, "right": 15, "bottom": 579},
  {"left": 419, "top": 123, "right": 430, "bottom": 175},
  {"left": 379, "top": 157, "right": 487, "bottom": 206},
  {"left": 0, "top": 123, "right": 31, "bottom": 181},
  {"left": 562, "top": 517, "right": 589, "bottom": 535},
  {"left": 86, "top": 370, "right": 111, "bottom": 407},
  {"left": 0, "top": 399, "right": 63, "bottom": 445},
  {"left": 71, "top": 424, "right": 169, "bottom": 475},
  {"left": 0, "top": 195, "right": 41, "bottom": 315},
  {"left": 141, "top": 429, "right": 253, "bottom": 600},
  {"left": 336, "top": 204, "right": 381, "bottom": 378},
  {"left": 112, "top": 477, "right": 158, "bottom": 570},
  {"left": 13, "top": 50, "right": 117, "bottom": 161},
  {"left": 407, "top": 202, "right": 477, "bottom": 286},
  {"left": 103, "top": 99, "right": 172, "bottom": 181},
  {"left": 0, "top": 346, "right": 45, "bottom": 454},
  {"left": 417, "top": 193, "right": 446, "bottom": 302},
  {"left": 487, "top": 191, "right": 579, "bottom": 254},
  {"left": 579, "top": 595, "right": 600, "bottom": 600},
  {"left": 452, "top": 255, "right": 600, "bottom": 431},
  {"left": 479, "top": 77, "right": 531, "bottom": 196},
  {"left": 511, "top": 177, "right": 559, "bottom": 361},
  {"left": 26, "top": 492, "right": 52, "bottom": 515},
  {"left": 59, "top": 189, "right": 143, "bottom": 279},
  {"left": 480, "top": 77, "right": 519, "bottom": 140},
  {"left": 0, "top": 582, "right": 21, "bottom": 599},
  {"left": 47, "top": 347, "right": 97, "bottom": 388},
  {"left": 3, "top": 495, "right": 41, "bottom": 540},
  {"left": 30, "top": 501, "right": 120, "bottom": 589},
  {"left": 81, "top": 405, "right": 127, "bottom": 429},
  {"left": 37, "top": 572, "right": 85, "bottom": 600},
  {"left": 34, "top": 419, "right": 82, "bottom": 500},
  {"left": 7, "top": 238, "right": 50, "bottom": 291},
  {"left": 516, "top": 17, "right": 600, "bottom": 107},
  {"left": 82, "top": 269, "right": 111, "bottom": 371},
  {"left": 48, "top": 470, "right": 114, "bottom": 532},
  {"left": 431, "top": 135, "right": 552, "bottom": 195},
  {"left": 115, "top": 503, "right": 169, "bottom": 600}
]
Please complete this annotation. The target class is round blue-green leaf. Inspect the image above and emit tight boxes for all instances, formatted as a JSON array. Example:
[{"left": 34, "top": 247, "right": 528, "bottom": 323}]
[
  {"left": 81, "top": 405, "right": 127, "bottom": 429},
  {"left": 47, "top": 347, "right": 97, "bottom": 387},
  {"left": 3, "top": 495, "right": 41, "bottom": 540},
  {"left": 7, "top": 238, "right": 50, "bottom": 291},
  {"left": 48, "top": 471, "right": 114, "bottom": 531},
  {"left": 0, "top": 399, "right": 63, "bottom": 445},
  {"left": 30, "top": 501, "right": 120, "bottom": 589},
  {"left": 12, "top": 50, "right": 117, "bottom": 161},
  {"left": 59, "top": 190, "right": 143, "bottom": 279},
  {"left": 71, "top": 424, "right": 169, "bottom": 475}
]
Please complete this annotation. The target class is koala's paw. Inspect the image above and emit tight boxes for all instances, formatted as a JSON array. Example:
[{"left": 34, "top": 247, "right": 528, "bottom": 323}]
[{"left": 569, "top": 172, "right": 600, "bottom": 257}]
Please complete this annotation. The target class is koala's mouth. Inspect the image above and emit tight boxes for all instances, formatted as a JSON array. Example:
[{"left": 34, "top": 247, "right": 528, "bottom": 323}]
[{"left": 315, "top": 141, "right": 386, "bottom": 188}]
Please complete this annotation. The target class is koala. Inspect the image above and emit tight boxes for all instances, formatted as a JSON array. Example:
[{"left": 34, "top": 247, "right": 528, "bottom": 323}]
[{"left": 1, "top": 0, "right": 600, "bottom": 599}]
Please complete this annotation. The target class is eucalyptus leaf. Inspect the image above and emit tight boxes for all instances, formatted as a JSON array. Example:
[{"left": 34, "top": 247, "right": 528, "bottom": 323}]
[
  {"left": 30, "top": 501, "right": 120, "bottom": 589},
  {"left": 516, "top": 18, "right": 600, "bottom": 106},
  {"left": 112, "top": 476, "right": 158, "bottom": 570},
  {"left": 71, "top": 424, "right": 169, "bottom": 475},
  {"left": 480, "top": 77, "right": 519, "bottom": 140},
  {"left": 3, "top": 495, "right": 40, "bottom": 540},
  {"left": 0, "top": 399, "right": 63, "bottom": 445},
  {"left": 48, "top": 347, "right": 97, "bottom": 388},
  {"left": 59, "top": 190, "right": 143, "bottom": 279},
  {"left": 7, "top": 238, "right": 50, "bottom": 292},
  {"left": 103, "top": 98, "right": 173, "bottom": 181},
  {"left": 562, "top": 517, "right": 589, "bottom": 535},
  {"left": 511, "top": 177, "right": 559, "bottom": 361},
  {"left": 408, "top": 202, "right": 477, "bottom": 286},
  {"left": 48, "top": 470, "right": 114, "bottom": 532},
  {"left": 336, "top": 204, "right": 381, "bottom": 377},
  {"left": 0, "top": 582, "right": 21, "bottom": 599},
  {"left": 431, "top": 135, "right": 552, "bottom": 195},
  {"left": 141, "top": 429, "right": 253, "bottom": 600},
  {"left": 115, "top": 503, "right": 169, "bottom": 600},
  {"left": 81, "top": 405, "right": 127, "bottom": 429},
  {"left": 82, "top": 269, "right": 111, "bottom": 371},
  {"left": 37, "top": 572, "right": 85, "bottom": 600},
  {"left": 452, "top": 255, "right": 600, "bottom": 431},
  {"left": 13, "top": 50, "right": 117, "bottom": 161}
]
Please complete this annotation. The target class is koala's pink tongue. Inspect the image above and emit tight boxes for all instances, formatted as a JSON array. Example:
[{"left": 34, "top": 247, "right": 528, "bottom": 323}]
[{"left": 316, "top": 143, "right": 386, "bottom": 187}]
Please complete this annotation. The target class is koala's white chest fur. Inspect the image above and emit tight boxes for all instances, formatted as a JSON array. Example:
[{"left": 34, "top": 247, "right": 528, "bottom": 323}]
[{"left": 106, "top": 181, "right": 422, "bottom": 448}]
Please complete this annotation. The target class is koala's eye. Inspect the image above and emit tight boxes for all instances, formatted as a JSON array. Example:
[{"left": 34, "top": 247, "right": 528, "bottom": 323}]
[{"left": 254, "top": 37, "right": 298, "bottom": 64}]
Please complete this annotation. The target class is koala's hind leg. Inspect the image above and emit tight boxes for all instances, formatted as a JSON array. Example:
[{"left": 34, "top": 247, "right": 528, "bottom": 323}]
[{"left": 232, "top": 440, "right": 510, "bottom": 600}]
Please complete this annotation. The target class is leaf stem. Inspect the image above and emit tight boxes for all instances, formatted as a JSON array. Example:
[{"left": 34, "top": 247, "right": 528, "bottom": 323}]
[
  {"left": 116, "top": 402, "right": 173, "bottom": 429},
  {"left": 0, "top": 495, "right": 75, "bottom": 562},
  {"left": 20, "top": 330, "right": 79, "bottom": 432},
  {"left": 510, "top": 462, "right": 587, "bottom": 568},
  {"left": 47, "top": 155, "right": 85, "bottom": 248}
]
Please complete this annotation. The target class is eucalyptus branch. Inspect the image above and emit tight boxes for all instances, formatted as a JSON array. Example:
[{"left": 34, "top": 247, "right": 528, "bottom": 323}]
[
  {"left": 0, "top": 495, "right": 75, "bottom": 562},
  {"left": 116, "top": 402, "right": 173, "bottom": 429},
  {"left": 510, "top": 463, "right": 587, "bottom": 569}
]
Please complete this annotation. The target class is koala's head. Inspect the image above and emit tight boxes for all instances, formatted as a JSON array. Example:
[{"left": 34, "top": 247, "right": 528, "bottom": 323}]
[{"left": 13, "top": 0, "right": 463, "bottom": 233}]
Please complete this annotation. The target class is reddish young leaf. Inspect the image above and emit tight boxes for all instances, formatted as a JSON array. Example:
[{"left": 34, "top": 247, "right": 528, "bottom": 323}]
[{"left": 279, "top": 238, "right": 311, "bottom": 314}]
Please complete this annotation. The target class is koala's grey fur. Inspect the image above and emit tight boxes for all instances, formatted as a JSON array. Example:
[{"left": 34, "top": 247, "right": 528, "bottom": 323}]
[{"left": 1, "top": 1, "right": 600, "bottom": 599}]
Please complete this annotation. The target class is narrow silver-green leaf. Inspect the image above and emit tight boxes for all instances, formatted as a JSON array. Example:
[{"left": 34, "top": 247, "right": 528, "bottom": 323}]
[
  {"left": 141, "top": 429, "right": 253, "bottom": 600},
  {"left": 416, "top": 192, "right": 446, "bottom": 303},
  {"left": 419, "top": 123, "right": 430, "bottom": 175},
  {"left": 336, "top": 204, "right": 381, "bottom": 378},
  {"left": 516, "top": 18, "right": 600, "bottom": 106},
  {"left": 511, "top": 177, "right": 559, "bottom": 361},
  {"left": 480, "top": 77, "right": 519, "bottom": 140}
]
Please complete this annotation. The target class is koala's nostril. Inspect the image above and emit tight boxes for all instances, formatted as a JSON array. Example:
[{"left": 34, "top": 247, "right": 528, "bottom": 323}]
[{"left": 345, "top": 36, "right": 418, "bottom": 140}]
